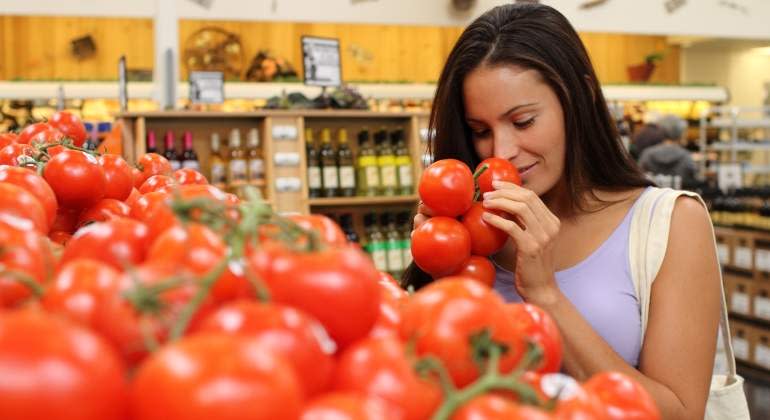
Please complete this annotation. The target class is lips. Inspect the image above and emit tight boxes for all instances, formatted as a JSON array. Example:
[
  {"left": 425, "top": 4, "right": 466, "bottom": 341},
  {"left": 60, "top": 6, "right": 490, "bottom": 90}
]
[{"left": 517, "top": 162, "right": 537, "bottom": 176}]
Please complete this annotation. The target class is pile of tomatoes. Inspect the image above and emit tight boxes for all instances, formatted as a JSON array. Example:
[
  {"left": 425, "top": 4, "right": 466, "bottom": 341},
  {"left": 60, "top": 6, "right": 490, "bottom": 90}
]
[{"left": 0, "top": 117, "right": 660, "bottom": 420}]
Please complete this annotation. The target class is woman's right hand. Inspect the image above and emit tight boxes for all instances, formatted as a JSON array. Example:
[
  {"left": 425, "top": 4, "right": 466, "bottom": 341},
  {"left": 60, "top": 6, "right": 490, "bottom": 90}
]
[{"left": 412, "top": 202, "right": 434, "bottom": 232}]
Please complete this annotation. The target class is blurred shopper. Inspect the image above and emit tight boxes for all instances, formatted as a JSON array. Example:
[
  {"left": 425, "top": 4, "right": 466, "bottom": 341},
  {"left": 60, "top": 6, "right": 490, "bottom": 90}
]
[{"left": 639, "top": 114, "right": 698, "bottom": 188}]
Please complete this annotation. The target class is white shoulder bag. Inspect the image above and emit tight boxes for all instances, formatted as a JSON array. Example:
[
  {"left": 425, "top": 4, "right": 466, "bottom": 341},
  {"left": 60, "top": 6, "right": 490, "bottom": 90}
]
[{"left": 628, "top": 187, "right": 750, "bottom": 420}]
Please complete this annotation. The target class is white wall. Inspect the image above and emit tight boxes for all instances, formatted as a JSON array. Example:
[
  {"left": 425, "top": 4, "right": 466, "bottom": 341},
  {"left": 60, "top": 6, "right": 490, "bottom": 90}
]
[{"left": 2, "top": 0, "right": 770, "bottom": 39}]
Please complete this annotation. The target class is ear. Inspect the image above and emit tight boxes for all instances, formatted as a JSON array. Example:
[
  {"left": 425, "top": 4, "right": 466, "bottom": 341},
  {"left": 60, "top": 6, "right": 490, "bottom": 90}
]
[{"left": 583, "top": 74, "right": 597, "bottom": 104}]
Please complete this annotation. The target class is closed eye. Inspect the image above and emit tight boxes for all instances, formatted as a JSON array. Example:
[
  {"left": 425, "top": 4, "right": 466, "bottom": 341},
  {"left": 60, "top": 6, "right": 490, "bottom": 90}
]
[{"left": 513, "top": 117, "right": 535, "bottom": 129}]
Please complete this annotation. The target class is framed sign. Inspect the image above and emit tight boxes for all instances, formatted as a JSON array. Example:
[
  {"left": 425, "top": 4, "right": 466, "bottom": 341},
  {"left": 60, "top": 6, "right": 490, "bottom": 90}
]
[
  {"left": 301, "top": 36, "right": 342, "bottom": 87},
  {"left": 189, "top": 71, "right": 224, "bottom": 104}
]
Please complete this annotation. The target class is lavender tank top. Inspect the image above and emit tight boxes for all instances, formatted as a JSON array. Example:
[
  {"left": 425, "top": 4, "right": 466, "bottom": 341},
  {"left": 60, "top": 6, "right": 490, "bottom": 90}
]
[{"left": 493, "top": 194, "right": 644, "bottom": 367}]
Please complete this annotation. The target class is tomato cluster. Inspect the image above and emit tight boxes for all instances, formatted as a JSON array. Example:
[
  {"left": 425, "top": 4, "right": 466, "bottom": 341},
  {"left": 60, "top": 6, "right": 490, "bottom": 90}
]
[{"left": 0, "top": 119, "right": 660, "bottom": 420}]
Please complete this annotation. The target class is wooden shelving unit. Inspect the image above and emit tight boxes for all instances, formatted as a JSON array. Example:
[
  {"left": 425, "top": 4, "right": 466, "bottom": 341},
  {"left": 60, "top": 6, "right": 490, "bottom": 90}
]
[{"left": 308, "top": 195, "right": 418, "bottom": 207}]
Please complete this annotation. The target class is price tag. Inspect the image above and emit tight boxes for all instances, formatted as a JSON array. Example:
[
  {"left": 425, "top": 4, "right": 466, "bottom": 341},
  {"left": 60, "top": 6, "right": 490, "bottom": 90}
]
[
  {"left": 717, "top": 162, "right": 742, "bottom": 192},
  {"left": 717, "top": 243, "right": 730, "bottom": 265},
  {"left": 274, "top": 152, "right": 300, "bottom": 166},
  {"left": 274, "top": 177, "right": 301, "bottom": 192},
  {"left": 302, "top": 36, "right": 341, "bottom": 87},
  {"left": 731, "top": 292, "right": 751, "bottom": 314},
  {"left": 189, "top": 71, "right": 224, "bottom": 104},
  {"left": 732, "top": 337, "right": 749, "bottom": 361},
  {"left": 272, "top": 125, "right": 298, "bottom": 140},
  {"left": 734, "top": 246, "right": 752, "bottom": 270},
  {"left": 754, "top": 296, "right": 770, "bottom": 320},
  {"left": 756, "top": 249, "right": 770, "bottom": 271},
  {"left": 755, "top": 343, "right": 770, "bottom": 369}
]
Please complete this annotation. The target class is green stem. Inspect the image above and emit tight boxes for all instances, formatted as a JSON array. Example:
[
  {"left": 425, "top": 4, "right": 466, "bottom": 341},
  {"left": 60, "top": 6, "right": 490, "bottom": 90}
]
[
  {"left": 169, "top": 258, "right": 229, "bottom": 341},
  {"left": 472, "top": 164, "right": 489, "bottom": 202},
  {"left": 139, "top": 317, "right": 161, "bottom": 353},
  {"left": 0, "top": 267, "right": 45, "bottom": 298},
  {"left": 242, "top": 262, "right": 271, "bottom": 302},
  {"left": 415, "top": 356, "right": 457, "bottom": 396}
]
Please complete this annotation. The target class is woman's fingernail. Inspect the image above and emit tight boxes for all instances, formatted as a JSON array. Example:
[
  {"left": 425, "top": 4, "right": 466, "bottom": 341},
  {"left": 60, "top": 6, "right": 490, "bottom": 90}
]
[{"left": 482, "top": 212, "right": 493, "bottom": 220}]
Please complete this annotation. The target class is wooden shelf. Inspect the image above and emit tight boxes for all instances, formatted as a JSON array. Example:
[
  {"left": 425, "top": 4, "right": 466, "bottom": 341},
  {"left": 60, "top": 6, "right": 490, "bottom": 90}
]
[
  {"left": 730, "top": 312, "right": 770, "bottom": 328},
  {"left": 116, "top": 110, "right": 429, "bottom": 119},
  {"left": 737, "top": 359, "right": 770, "bottom": 382},
  {"left": 308, "top": 195, "right": 418, "bottom": 207}
]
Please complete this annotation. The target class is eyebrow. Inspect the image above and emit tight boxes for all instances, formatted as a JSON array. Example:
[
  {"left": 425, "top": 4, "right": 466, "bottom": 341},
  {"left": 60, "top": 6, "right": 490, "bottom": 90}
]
[{"left": 466, "top": 102, "right": 538, "bottom": 124}]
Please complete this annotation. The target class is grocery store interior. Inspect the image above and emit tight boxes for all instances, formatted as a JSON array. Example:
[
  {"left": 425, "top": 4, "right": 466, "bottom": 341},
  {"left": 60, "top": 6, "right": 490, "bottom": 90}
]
[{"left": 2, "top": 0, "right": 770, "bottom": 419}]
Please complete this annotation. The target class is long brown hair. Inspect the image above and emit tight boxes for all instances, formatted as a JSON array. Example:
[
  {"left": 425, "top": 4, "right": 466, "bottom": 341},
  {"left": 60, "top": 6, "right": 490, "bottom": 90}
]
[{"left": 402, "top": 3, "right": 652, "bottom": 289}]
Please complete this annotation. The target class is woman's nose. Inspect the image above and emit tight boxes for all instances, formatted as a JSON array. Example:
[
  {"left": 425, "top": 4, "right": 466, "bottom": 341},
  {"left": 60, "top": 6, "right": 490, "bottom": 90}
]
[{"left": 492, "top": 129, "right": 520, "bottom": 160}]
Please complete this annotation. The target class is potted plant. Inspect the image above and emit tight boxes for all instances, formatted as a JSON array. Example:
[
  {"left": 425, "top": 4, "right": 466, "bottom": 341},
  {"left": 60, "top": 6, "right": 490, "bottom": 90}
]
[{"left": 627, "top": 52, "right": 664, "bottom": 83}]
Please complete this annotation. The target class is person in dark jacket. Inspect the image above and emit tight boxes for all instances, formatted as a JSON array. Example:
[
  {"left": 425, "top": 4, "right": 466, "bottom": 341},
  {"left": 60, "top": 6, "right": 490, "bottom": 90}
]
[{"left": 639, "top": 114, "right": 698, "bottom": 188}]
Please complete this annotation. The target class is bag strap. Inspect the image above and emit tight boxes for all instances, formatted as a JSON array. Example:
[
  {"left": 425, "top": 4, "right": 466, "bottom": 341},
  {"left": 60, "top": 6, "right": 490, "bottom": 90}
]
[{"left": 629, "top": 187, "right": 738, "bottom": 382}]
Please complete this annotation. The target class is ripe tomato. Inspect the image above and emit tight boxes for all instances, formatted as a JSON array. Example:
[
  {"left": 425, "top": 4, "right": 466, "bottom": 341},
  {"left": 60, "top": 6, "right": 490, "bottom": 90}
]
[
  {"left": 99, "top": 154, "right": 134, "bottom": 201},
  {"left": 418, "top": 159, "right": 474, "bottom": 217},
  {"left": 174, "top": 167, "right": 208, "bottom": 185},
  {"left": 0, "top": 143, "right": 36, "bottom": 168},
  {"left": 0, "top": 132, "right": 16, "bottom": 148},
  {"left": 411, "top": 216, "right": 471, "bottom": 278},
  {"left": 0, "top": 165, "right": 58, "bottom": 228},
  {"left": 300, "top": 392, "right": 401, "bottom": 420},
  {"left": 368, "top": 275, "right": 406, "bottom": 339},
  {"left": 252, "top": 245, "right": 381, "bottom": 349},
  {"left": 61, "top": 218, "right": 150, "bottom": 270},
  {"left": 475, "top": 158, "right": 522, "bottom": 195},
  {"left": 125, "top": 187, "right": 141, "bottom": 208},
  {"left": 132, "top": 167, "right": 143, "bottom": 188},
  {"left": 48, "top": 230, "right": 73, "bottom": 245},
  {"left": 131, "top": 334, "right": 303, "bottom": 420},
  {"left": 378, "top": 271, "right": 408, "bottom": 301},
  {"left": 505, "top": 303, "right": 563, "bottom": 374},
  {"left": 51, "top": 207, "right": 80, "bottom": 233},
  {"left": 553, "top": 385, "right": 608, "bottom": 420},
  {"left": 400, "top": 277, "right": 526, "bottom": 387},
  {"left": 584, "top": 372, "right": 660, "bottom": 420},
  {"left": 461, "top": 203, "right": 509, "bottom": 257},
  {"left": 195, "top": 300, "right": 336, "bottom": 398},
  {"left": 16, "top": 122, "right": 52, "bottom": 144},
  {"left": 451, "top": 255, "right": 496, "bottom": 287},
  {"left": 135, "top": 153, "right": 172, "bottom": 186},
  {"left": 129, "top": 191, "right": 179, "bottom": 243},
  {"left": 139, "top": 174, "right": 177, "bottom": 194},
  {"left": 0, "top": 182, "right": 48, "bottom": 233},
  {"left": 286, "top": 214, "right": 347, "bottom": 247},
  {"left": 49, "top": 111, "right": 87, "bottom": 147},
  {"left": 451, "top": 395, "right": 534, "bottom": 420},
  {"left": 0, "top": 221, "right": 54, "bottom": 307},
  {"left": 77, "top": 198, "right": 132, "bottom": 228},
  {"left": 0, "top": 310, "right": 128, "bottom": 420},
  {"left": 28, "top": 126, "right": 64, "bottom": 146},
  {"left": 43, "top": 149, "right": 106, "bottom": 209},
  {"left": 334, "top": 336, "right": 441, "bottom": 420}
]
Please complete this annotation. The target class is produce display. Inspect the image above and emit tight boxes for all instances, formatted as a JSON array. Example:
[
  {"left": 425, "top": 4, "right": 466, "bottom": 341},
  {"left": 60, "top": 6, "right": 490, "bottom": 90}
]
[{"left": 0, "top": 117, "right": 660, "bottom": 420}]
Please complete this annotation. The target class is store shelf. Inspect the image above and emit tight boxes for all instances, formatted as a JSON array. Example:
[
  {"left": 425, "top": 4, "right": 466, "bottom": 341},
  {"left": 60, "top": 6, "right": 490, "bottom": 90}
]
[
  {"left": 308, "top": 195, "right": 418, "bottom": 207},
  {"left": 711, "top": 118, "right": 770, "bottom": 129},
  {"left": 601, "top": 85, "right": 728, "bottom": 102},
  {"left": 737, "top": 360, "right": 770, "bottom": 384},
  {"left": 116, "top": 110, "right": 428, "bottom": 119},
  {"left": 730, "top": 312, "right": 770, "bottom": 328},
  {"left": 707, "top": 142, "right": 770, "bottom": 152}
]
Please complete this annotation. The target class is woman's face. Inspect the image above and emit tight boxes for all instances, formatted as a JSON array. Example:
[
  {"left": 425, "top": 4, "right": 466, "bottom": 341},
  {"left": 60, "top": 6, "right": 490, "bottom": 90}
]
[{"left": 463, "top": 64, "right": 566, "bottom": 196}]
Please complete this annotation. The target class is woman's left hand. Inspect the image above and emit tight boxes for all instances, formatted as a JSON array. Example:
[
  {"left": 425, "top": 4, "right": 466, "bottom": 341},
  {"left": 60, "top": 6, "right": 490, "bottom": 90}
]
[{"left": 481, "top": 180, "right": 561, "bottom": 304}]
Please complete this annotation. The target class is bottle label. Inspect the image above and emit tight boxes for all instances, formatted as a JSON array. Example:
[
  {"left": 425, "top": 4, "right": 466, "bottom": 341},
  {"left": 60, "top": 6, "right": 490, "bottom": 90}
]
[
  {"left": 228, "top": 159, "right": 248, "bottom": 183},
  {"left": 365, "top": 242, "right": 388, "bottom": 271},
  {"left": 182, "top": 160, "right": 200, "bottom": 171},
  {"left": 248, "top": 159, "right": 265, "bottom": 181},
  {"left": 381, "top": 166, "right": 397, "bottom": 188},
  {"left": 398, "top": 165, "right": 413, "bottom": 188},
  {"left": 365, "top": 166, "right": 380, "bottom": 189},
  {"left": 359, "top": 156, "right": 378, "bottom": 167},
  {"left": 307, "top": 166, "right": 322, "bottom": 189},
  {"left": 339, "top": 166, "right": 356, "bottom": 188},
  {"left": 322, "top": 166, "right": 339, "bottom": 189},
  {"left": 400, "top": 239, "right": 412, "bottom": 266},
  {"left": 210, "top": 163, "right": 226, "bottom": 184},
  {"left": 387, "top": 242, "right": 403, "bottom": 272},
  {"left": 170, "top": 160, "right": 182, "bottom": 171}
]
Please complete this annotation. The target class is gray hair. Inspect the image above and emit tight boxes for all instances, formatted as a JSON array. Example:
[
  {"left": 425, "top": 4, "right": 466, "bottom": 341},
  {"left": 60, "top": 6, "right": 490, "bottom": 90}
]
[{"left": 656, "top": 114, "right": 687, "bottom": 141}]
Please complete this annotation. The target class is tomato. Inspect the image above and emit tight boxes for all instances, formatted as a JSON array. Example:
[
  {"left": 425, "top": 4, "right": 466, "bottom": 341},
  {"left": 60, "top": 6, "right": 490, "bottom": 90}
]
[
  {"left": 400, "top": 277, "right": 526, "bottom": 387},
  {"left": 77, "top": 198, "right": 132, "bottom": 228},
  {"left": 0, "top": 182, "right": 48, "bottom": 233},
  {"left": 43, "top": 149, "right": 106, "bottom": 209},
  {"left": 475, "top": 157, "right": 522, "bottom": 195},
  {"left": 132, "top": 167, "right": 143, "bottom": 188},
  {"left": 411, "top": 216, "right": 471, "bottom": 278},
  {"left": 140, "top": 174, "right": 177, "bottom": 194},
  {"left": 584, "top": 372, "right": 660, "bottom": 420},
  {"left": 378, "top": 271, "right": 408, "bottom": 301},
  {"left": 461, "top": 202, "right": 509, "bottom": 257},
  {"left": 61, "top": 218, "right": 150, "bottom": 270},
  {"left": 49, "top": 230, "right": 73, "bottom": 245},
  {"left": 287, "top": 214, "right": 348, "bottom": 247},
  {"left": 0, "top": 143, "right": 36, "bottom": 168},
  {"left": 99, "top": 154, "right": 134, "bottom": 201},
  {"left": 129, "top": 191, "right": 179, "bottom": 243},
  {"left": 451, "top": 255, "right": 496, "bottom": 287},
  {"left": 131, "top": 334, "right": 303, "bottom": 420},
  {"left": 419, "top": 159, "right": 474, "bottom": 217},
  {"left": 174, "top": 168, "right": 208, "bottom": 185},
  {"left": 224, "top": 193, "right": 240, "bottom": 206},
  {"left": 0, "top": 165, "right": 58, "bottom": 228},
  {"left": 553, "top": 385, "right": 608, "bottom": 420},
  {"left": 368, "top": 279, "right": 405, "bottom": 339},
  {"left": 125, "top": 187, "right": 141, "bottom": 208},
  {"left": 0, "top": 132, "right": 16, "bottom": 148},
  {"left": 16, "top": 122, "right": 52, "bottom": 144},
  {"left": 252, "top": 245, "right": 381, "bottom": 349},
  {"left": 451, "top": 395, "right": 533, "bottom": 420},
  {"left": 135, "top": 153, "right": 172, "bottom": 186},
  {"left": 195, "top": 300, "right": 336, "bottom": 398},
  {"left": 505, "top": 303, "right": 563, "bottom": 374},
  {"left": 334, "top": 336, "right": 441, "bottom": 420},
  {"left": 49, "top": 111, "right": 87, "bottom": 147},
  {"left": 52, "top": 207, "right": 80, "bottom": 233},
  {"left": 300, "top": 393, "right": 401, "bottom": 420},
  {"left": 28, "top": 126, "right": 65, "bottom": 147},
  {"left": 0, "top": 310, "right": 128, "bottom": 420},
  {"left": 0, "top": 221, "right": 54, "bottom": 307}
]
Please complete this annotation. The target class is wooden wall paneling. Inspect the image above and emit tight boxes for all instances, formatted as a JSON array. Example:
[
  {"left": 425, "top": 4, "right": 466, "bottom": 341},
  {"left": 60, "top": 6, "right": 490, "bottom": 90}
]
[{"left": 270, "top": 116, "right": 306, "bottom": 214}]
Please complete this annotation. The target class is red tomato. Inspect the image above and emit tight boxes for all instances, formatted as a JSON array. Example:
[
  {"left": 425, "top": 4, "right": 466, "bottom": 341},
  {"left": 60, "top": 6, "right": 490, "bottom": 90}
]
[
  {"left": 553, "top": 386, "right": 609, "bottom": 420},
  {"left": 125, "top": 187, "right": 141, "bottom": 208},
  {"left": 49, "top": 230, "right": 73, "bottom": 245},
  {"left": 99, "top": 154, "right": 134, "bottom": 201},
  {"left": 77, "top": 198, "right": 132, "bottom": 228},
  {"left": 28, "top": 126, "right": 65, "bottom": 146},
  {"left": 0, "top": 182, "right": 48, "bottom": 233},
  {"left": 411, "top": 216, "right": 471, "bottom": 278},
  {"left": 461, "top": 202, "right": 509, "bottom": 257},
  {"left": 61, "top": 218, "right": 150, "bottom": 270},
  {"left": 0, "top": 221, "right": 54, "bottom": 307},
  {"left": 584, "top": 372, "right": 660, "bottom": 420},
  {"left": 475, "top": 157, "right": 522, "bottom": 194},
  {"left": 0, "top": 143, "right": 36, "bottom": 168},
  {"left": 505, "top": 303, "right": 563, "bottom": 374},
  {"left": 0, "top": 165, "right": 58, "bottom": 228},
  {"left": 131, "top": 334, "right": 303, "bottom": 420},
  {"left": 334, "top": 336, "right": 441, "bottom": 420},
  {"left": 129, "top": 191, "right": 179, "bottom": 243},
  {"left": 419, "top": 159, "right": 474, "bottom": 217},
  {"left": 49, "top": 111, "right": 87, "bottom": 147},
  {"left": 135, "top": 153, "right": 172, "bottom": 186},
  {"left": 51, "top": 207, "right": 80, "bottom": 233},
  {"left": 451, "top": 255, "right": 496, "bottom": 287},
  {"left": 16, "top": 122, "right": 52, "bottom": 144},
  {"left": 378, "top": 271, "right": 408, "bottom": 301},
  {"left": 368, "top": 276, "right": 406, "bottom": 339},
  {"left": 0, "top": 132, "right": 16, "bottom": 148},
  {"left": 451, "top": 395, "right": 533, "bottom": 420},
  {"left": 43, "top": 149, "right": 106, "bottom": 209},
  {"left": 224, "top": 193, "right": 240, "bottom": 206},
  {"left": 132, "top": 167, "right": 143, "bottom": 188},
  {"left": 139, "top": 175, "right": 177, "bottom": 194},
  {"left": 195, "top": 300, "right": 336, "bottom": 398},
  {"left": 174, "top": 167, "right": 208, "bottom": 185},
  {"left": 300, "top": 393, "right": 402, "bottom": 420},
  {"left": 0, "top": 310, "right": 128, "bottom": 420},
  {"left": 252, "top": 245, "right": 381, "bottom": 349},
  {"left": 287, "top": 214, "right": 347, "bottom": 247},
  {"left": 400, "top": 277, "right": 526, "bottom": 387}
]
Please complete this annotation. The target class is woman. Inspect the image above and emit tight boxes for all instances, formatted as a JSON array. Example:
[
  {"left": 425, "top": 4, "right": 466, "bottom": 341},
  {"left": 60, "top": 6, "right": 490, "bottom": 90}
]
[{"left": 403, "top": 4, "right": 721, "bottom": 419}]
